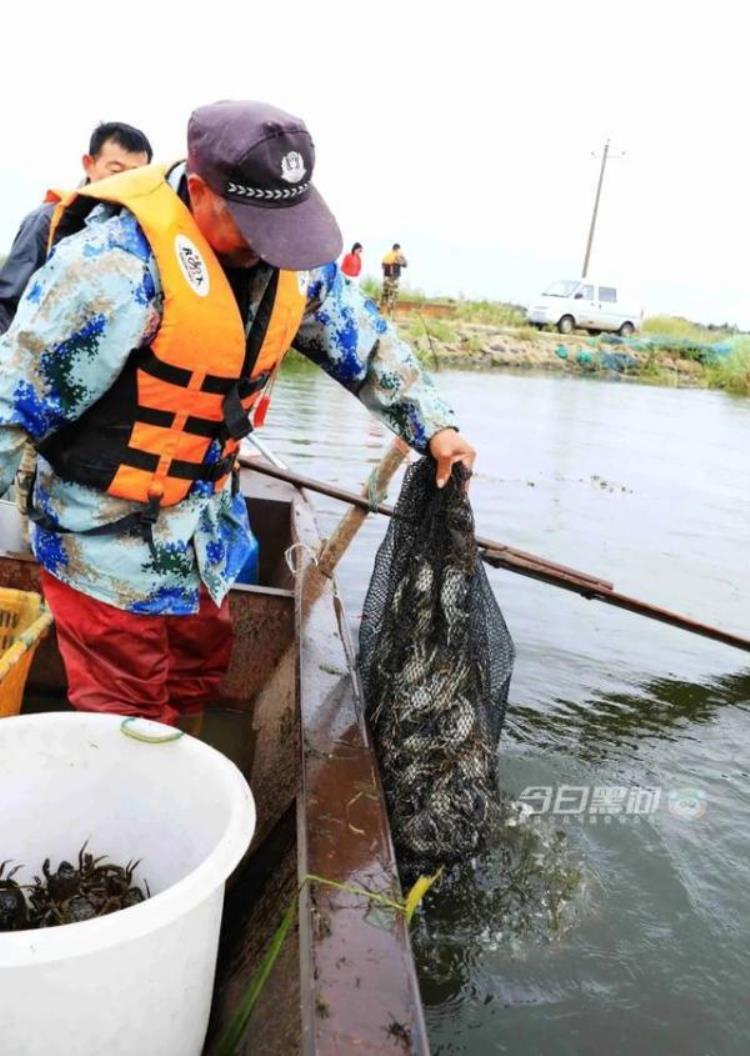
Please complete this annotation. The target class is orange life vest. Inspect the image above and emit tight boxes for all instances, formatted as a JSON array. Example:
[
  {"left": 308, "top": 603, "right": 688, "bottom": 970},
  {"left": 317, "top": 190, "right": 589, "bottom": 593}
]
[
  {"left": 381, "top": 249, "right": 405, "bottom": 280},
  {"left": 39, "top": 165, "right": 306, "bottom": 523}
]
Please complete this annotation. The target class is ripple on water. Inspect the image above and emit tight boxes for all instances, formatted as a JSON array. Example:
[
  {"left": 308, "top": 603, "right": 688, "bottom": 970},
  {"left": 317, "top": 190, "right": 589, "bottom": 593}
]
[{"left": 268, "top": 366, "right": 750, "bottom": 1055}]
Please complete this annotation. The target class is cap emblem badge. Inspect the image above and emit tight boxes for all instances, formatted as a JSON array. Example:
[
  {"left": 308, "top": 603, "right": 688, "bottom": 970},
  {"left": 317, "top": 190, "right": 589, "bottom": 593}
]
[{"left": 281, "top": 151, "right": 307, "bottom": 184}]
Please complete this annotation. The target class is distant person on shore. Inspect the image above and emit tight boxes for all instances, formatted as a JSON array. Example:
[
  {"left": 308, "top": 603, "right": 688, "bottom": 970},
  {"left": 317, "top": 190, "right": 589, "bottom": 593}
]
[
  {"left": 380, "top": 243, "right": 407, "bottom": 316},
  {"left": 341, "top": 242, "right": 363, "bottom": 282}
]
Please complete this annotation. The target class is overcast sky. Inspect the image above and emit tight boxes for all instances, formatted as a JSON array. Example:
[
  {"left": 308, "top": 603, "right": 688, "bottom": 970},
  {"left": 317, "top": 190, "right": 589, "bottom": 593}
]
[{"left": 3, "top": 1, "right": 747, "bottom": 326}]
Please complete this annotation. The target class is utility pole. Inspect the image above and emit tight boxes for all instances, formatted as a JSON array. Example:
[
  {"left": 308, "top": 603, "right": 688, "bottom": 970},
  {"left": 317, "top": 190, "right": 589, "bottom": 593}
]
[{"left": 582, "top": 139, "right": 610, "bottom": 279}]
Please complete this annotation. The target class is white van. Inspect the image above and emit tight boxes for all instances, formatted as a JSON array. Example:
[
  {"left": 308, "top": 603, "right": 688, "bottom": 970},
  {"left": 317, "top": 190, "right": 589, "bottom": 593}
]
[{"left": 527, "top": 279, "right": 642, "bottom": 335}]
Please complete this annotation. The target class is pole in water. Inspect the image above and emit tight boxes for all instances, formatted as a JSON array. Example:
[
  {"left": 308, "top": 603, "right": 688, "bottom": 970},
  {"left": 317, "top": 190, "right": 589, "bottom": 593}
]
[{"left": 239, "top": 456, "right": 750, "bottom": 656}]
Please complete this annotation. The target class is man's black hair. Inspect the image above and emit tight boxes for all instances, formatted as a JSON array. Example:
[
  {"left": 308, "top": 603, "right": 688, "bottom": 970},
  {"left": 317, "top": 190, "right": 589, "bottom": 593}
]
[
  {"left": 352, "top": 242, "right": 363, "bottom": 253},
  {"left": 392, "top": 243, "right": 401, "bottom": 250},
  {"left": 89, "top": 122, "right": 153, "bottom": 162}
]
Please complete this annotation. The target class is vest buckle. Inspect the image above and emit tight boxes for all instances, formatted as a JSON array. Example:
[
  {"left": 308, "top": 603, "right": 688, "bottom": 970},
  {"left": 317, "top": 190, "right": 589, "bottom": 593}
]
[{"left": 221, "top": 383, "right": 255, "bottom": 441}]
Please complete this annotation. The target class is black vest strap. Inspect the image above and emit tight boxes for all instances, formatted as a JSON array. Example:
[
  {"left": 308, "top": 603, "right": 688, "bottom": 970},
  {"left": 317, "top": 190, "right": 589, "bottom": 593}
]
[
  {"left": 219, "top": 372, "right": 269, "bottom": 443},
  {"left": 27, "top": 478, "right": 162, "bottom": 559},
  {"left": 35, "top": 220, "right": 282, "bottom": 510},
  {"left": 242, "top": 270, "right": 279, "bottom": 376}
]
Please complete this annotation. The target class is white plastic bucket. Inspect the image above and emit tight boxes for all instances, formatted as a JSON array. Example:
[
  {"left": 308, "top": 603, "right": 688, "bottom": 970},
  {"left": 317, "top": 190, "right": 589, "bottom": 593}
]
[{"left": 0, "top": 713, "right": 256, "bottom": 1056}]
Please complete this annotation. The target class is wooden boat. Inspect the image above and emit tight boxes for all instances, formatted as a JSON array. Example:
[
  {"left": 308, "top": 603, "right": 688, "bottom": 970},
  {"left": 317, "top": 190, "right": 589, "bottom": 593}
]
[{"left": 0, "top": 462, "right": 430, "bottom": 1055}]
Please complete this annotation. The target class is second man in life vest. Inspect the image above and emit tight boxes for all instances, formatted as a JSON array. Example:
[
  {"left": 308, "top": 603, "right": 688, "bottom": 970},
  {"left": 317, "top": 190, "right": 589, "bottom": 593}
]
[
  {"left": 0, "top": 99, "right": 475, "bottom": 726},
  {"left": 0, "top": 121, "right": 153, "bottom": 526},
  {"left": 0, "top": 121, "right": 153, "bottom": 334}
]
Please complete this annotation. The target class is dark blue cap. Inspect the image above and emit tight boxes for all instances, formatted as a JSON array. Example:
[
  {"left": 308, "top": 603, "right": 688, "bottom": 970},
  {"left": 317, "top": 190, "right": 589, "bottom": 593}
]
[{"left": 188, "top": 100, "right": 342, "bottom": 270}]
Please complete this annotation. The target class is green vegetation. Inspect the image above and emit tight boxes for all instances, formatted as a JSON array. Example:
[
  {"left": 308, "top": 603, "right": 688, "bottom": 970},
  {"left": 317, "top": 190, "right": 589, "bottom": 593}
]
[
  {"left": 286, "top": 287, "right": 750, "bottom": 397},
  {"left": 511, "top": 324, "right": 543, "bottom": 342},
  {"left": 633, "top": 315, "right": 746, "bottom": 375},
  {"left": 361, "top": 274, "right": 380, "bottom": 300},
  {"left": 641, "top": 315, "right": 737, "bottom": 344},
  {"left": 637, "top": 351, "right": 680, "bottom": 387},
  {"left": 405, "top": 315, "right": 458, "bottom": 344},
  {"left": 461, "top": 333, "right": 486, "bottom": 354},
  {"left": 706, "top": 339, "right": 750, "bottom": 395},
  {"left": 397, "top": 284, "right": 428, "bottom": 303},
  {"left": 453, "top": 299, "right": 527, "bottom": 327},
  {"left": 279, "top": 348, "right": 316, "bottom": 373},
  {"left": 360, "top": 276, "right": 430, "bottom": 303},
  {"left": 399, "top": 315, "right": 458, "bottom": 369},
  {"left": 360, "top": 280, "right": 525, "bottom": 330}
]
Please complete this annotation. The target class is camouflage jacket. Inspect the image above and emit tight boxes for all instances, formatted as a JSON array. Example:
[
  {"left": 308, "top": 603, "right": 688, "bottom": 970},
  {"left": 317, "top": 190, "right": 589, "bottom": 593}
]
[{"left": 0, "top": 200, "right": 455, "bottom": 614}]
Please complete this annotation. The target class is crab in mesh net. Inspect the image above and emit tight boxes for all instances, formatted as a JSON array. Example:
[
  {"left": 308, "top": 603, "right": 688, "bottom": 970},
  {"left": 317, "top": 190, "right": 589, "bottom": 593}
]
[{"left": 359, "top": 456, "right": 515, "bottom": 875}]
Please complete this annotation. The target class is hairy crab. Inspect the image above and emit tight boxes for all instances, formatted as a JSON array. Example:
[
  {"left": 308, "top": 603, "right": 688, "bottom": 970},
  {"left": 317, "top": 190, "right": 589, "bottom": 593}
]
[
  {"left": 26, "top": 843, "right": 149, "bottom": 928},
  {"left": 0, "top": 860, "right": 28, "bottom": 931}
]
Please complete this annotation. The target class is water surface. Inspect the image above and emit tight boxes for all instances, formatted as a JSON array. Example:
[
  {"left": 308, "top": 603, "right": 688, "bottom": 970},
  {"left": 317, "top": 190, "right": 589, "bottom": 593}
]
[{"left": 267, "top": 364, "right": 750, "bottom": 1056}]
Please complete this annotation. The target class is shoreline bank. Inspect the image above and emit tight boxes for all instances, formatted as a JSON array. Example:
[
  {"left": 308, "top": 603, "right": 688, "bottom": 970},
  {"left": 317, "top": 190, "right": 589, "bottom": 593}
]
[{"left": 396, "top": 316, "right": 732, "bottom": 390}]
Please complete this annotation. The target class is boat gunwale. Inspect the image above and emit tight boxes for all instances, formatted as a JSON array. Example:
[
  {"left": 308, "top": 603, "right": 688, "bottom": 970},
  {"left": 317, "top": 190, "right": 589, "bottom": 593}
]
[{"left": 288, "top": 475, "right": 430, "bottom": 1056}]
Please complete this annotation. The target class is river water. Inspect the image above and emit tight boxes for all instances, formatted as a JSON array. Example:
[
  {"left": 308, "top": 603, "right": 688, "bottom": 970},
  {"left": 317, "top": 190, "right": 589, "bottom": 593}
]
[{"left": 266, "top": 362, "right": 750, "bottom": 1056}]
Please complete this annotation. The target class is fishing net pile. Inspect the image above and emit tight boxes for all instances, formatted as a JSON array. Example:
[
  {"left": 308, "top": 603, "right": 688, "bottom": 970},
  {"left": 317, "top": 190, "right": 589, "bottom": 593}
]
[{"left": 359, "top": 456, "right": 515, "bottom": 875}]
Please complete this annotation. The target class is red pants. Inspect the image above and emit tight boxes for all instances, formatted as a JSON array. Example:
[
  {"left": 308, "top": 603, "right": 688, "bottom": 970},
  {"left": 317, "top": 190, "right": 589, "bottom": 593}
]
[{"left": 40, "top": 570, "right": 233, "bottom": 726}]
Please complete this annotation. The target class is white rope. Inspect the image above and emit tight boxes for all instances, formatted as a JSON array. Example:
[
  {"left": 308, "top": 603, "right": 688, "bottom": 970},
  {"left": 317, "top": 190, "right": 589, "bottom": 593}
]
[{"left": 284, "top": 542, "right": 318, "bottom": 577}]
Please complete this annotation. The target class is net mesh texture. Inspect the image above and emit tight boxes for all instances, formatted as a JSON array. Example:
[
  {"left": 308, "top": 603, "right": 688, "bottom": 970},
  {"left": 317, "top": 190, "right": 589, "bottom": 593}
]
[{"left": 359, "top": 457, "right": 515, "bottom": 876}]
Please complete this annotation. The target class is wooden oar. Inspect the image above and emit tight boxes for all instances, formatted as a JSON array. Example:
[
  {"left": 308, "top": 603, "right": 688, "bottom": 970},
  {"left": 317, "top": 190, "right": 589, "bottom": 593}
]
[
  {"left": 238, "top": 454, "right": 750, "bottom": 656},
  {"left": 237, "top": 455, "right": 613, "bottom": 594},
  {"left": 480, "top": 547, "right": 750, "bottom": 653},
  {"left": 316, "top": 438, "right": 410, "bottom": 577}
]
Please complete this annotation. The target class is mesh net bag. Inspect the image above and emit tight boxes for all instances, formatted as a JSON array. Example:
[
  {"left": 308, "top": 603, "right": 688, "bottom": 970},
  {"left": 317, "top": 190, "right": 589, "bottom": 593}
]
[{"left": 359, "top": 456, "right": 515, "bottom": 875}]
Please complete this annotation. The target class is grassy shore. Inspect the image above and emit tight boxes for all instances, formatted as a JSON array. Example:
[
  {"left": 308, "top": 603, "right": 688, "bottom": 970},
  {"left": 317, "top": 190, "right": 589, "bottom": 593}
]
[
  {"left": 2, "top": 257, "right": 746, "bottom": 396},
  {"left": 370, "top": 288, "right": 750, "bottom": 397}
]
